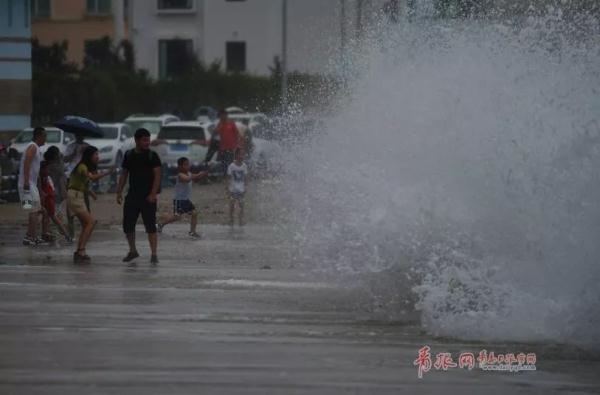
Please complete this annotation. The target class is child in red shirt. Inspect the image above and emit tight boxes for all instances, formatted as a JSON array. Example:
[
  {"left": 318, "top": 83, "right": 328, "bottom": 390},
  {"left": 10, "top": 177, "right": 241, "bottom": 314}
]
[{"left": 40, "top": 161, "right": 72, "bottom": 244}]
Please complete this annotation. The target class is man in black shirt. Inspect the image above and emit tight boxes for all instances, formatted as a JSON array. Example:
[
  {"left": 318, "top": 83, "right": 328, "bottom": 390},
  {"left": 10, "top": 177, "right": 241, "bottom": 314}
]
[{"left": 116, "top": 128, "right": 162, "bottom": 265}]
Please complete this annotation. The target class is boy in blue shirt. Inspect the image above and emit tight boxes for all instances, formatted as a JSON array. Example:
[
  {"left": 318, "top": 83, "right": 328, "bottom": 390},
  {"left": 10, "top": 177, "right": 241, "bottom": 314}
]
[{"left": 157, "top": 157, "right": 207, "bottom": 238}]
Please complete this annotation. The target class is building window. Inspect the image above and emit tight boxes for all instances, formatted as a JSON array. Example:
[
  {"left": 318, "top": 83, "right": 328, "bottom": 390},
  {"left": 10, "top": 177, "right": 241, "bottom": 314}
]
[
  {"left": 159, "top": 39, "right": 194, "bottom": 79},
  {"left": 31, "top": 0, "right": 50, "bottom": 18},
  {"left": 157, "top": 0, "right": 193, "bottom": 10},
  {"left": 226, "top": 42, "right": 246, "bottom": 72},
  {"left": 87, "top": 0, "right": 111, "bottom": 15}
]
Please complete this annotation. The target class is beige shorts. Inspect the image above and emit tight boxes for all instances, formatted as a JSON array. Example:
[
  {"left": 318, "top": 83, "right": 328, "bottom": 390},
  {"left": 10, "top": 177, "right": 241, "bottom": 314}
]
[{"left": 67, "top": 189, "right": 88, "bottom": 215}]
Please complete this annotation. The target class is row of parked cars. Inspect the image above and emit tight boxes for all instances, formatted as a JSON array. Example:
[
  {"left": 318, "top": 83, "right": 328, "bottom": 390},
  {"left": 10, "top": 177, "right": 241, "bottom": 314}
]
[
  {"left": 149, "top": 108, "right": 279, "bottom": 171},
  {"left": 8, "top": 123, "right": 135, "bottom": 169},
  {"left": 7, "top": 108, "right": 280, "bottom": 174},
  {"left": 124, "top": 108, "right": 281, "bottom": 173}
]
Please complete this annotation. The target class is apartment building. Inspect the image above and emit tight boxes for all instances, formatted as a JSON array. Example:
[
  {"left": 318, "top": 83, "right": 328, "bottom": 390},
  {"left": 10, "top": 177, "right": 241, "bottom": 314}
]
[
  {"left": 31, "top": 0, "right": 127, "bottom": 66},
  {"left": 0, "top": 0, "right": 32, "bottom": 134},
  {"left": 129, "top": 0, "right": 389, "bottom": 78}
]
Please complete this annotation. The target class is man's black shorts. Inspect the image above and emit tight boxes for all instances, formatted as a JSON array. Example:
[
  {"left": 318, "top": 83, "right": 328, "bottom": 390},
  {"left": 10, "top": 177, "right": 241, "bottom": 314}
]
[
  {"left": 123, "top": 195, "right": 157, "bottom": 234},
  {"left": 173, "top": 199, "right": 195, "bottom": 215}
]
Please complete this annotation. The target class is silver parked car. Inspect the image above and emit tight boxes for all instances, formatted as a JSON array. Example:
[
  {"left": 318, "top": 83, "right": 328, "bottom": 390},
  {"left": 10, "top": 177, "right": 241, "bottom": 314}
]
[
  {"left": 87, "top": 123, "right": 135, "bottom": 168},
  {"left": 124, "top": 114, "right": 180, "bottom": 140},
  {"left": 151, "top": 121, "right": 212, "bottom": 167}
]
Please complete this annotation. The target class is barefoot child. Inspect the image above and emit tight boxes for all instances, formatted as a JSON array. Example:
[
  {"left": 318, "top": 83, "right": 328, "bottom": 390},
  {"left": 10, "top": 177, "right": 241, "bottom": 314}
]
[
  {"left": 157, "top": 157, "right": 208, "bottom": 238},
  {"left": 40, "top": 161, "right": 72, "bottom": 243},
  {"left": 226, "top": 149, "right": 248, "bottom": 227}
]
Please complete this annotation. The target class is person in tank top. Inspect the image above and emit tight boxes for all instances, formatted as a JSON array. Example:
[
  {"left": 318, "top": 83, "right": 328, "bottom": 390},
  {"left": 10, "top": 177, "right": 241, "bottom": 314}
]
[{"left": 18, "top": 127, "right": 47, "bottom": 246}]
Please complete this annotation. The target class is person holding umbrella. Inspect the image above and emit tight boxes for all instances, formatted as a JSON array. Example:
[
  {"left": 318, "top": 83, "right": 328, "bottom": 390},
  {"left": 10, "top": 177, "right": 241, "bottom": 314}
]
[
  {"left": 55, "top": 116, "right": 103, "bottom": 236},
  {"left": 64, "top": 135, "right": 89, "bottom": 177},
  {"left": 56, "top": 116, "right": 102, "bottom": 176},
  {"left": 64, "top": 134, "right": 90, "bottom": 236}
]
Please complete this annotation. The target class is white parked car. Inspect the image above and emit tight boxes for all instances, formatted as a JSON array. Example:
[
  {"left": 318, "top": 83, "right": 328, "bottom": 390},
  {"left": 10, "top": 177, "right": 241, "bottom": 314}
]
[
  {"left": 229, "top": 112, "right": 268, "bottom": 126},
  {"left": 9, "top": 127, "right": 75, "bottom": 157},
  {"left": 87, "top": 123, "right": 135, "bottom": 168},
  {"left": 151, "top": 121, "right": 212, "bottom": 167},
  {"left": 194, "top": 106, "right": 217, "bottom": 124},
  {"left": 248, "top": 137, "right": 282, "bottom": 173},
  {"left": 123, "top": 114, "right": 180, "bottom": 140},
  {"left": 225, "top": 106, "right": 245, "bottom": 115}
]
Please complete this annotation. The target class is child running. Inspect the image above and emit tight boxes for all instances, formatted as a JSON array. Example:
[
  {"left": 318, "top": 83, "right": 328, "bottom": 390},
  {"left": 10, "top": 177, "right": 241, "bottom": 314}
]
[
  {"left": 226, "top": 149, "right": 248, "bottom": 227},
  {"left": 157, "top": 157, "right": 208, "bottom": 238},
  {"left": 40, "top": 161, "right": 72, "bottom": 244}
]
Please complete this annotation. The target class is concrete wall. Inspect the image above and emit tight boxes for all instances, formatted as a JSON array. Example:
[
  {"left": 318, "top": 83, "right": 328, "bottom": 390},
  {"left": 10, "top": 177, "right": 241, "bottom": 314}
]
[
  {"left": 130, "top": 0, "right": 204, "bottom": 78},
  {"left": 287, "top": 0, "right": 345, "bottom": 76},
  {"left": 202, "top": 0, "right": 280, "bottom": 75},
  {"left": 0, "top": 0, "right": 32, "bottom": 133},
  {"left": 130, "top": 0, "right": 391, "bottom": 78}
]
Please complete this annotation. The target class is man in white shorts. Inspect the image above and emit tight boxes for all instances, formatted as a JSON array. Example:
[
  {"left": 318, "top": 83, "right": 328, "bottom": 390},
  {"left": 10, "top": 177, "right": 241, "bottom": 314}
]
[{"left": 18, "top": 127, "right": 47, "bottom": 246}]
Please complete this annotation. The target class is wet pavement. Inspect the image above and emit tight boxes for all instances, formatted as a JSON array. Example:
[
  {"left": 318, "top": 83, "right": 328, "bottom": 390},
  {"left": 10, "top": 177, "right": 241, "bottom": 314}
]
[{"left": 1, "top": 224, "right": 599, "bottom": 394}]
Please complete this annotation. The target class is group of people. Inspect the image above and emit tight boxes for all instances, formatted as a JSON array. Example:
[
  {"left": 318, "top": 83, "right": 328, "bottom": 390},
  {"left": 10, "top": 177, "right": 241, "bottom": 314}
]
[{"left": 17, "top": 109, "right": 248, "bottom": 265}]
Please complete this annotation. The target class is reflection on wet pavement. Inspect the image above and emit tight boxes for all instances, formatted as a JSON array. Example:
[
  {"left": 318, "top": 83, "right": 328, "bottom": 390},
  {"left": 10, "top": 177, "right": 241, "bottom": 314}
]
[{"left": 1, "top": 224, "right": 599, "bottom": 394}]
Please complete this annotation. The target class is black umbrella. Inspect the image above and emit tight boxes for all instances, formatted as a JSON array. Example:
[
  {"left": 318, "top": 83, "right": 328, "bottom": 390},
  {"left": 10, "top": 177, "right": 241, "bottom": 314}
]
[{"left": 54, "top": 115, "right": 103, "bottom": 138}]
